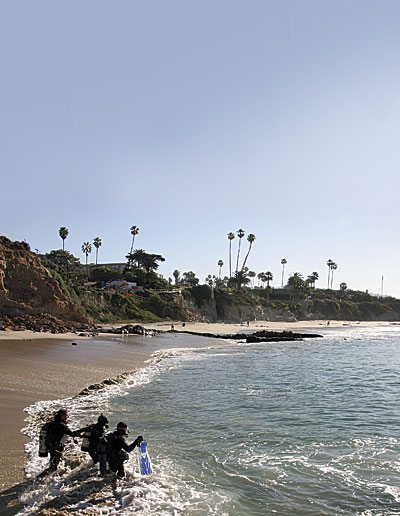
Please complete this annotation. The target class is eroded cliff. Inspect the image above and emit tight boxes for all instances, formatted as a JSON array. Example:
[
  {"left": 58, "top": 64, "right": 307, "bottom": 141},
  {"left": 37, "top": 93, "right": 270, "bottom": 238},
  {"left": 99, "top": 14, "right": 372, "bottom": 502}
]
[{"left": 0, "top": 237, "right": 90, "bottom": 329}]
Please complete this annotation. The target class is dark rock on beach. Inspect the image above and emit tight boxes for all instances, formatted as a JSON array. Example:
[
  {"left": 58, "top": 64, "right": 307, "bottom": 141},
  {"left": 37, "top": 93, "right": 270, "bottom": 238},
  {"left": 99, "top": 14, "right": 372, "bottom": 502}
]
[
  {"left": 100, "top": 324, "right": 158, "bottom": 336},
  {"left": 76, "top": 371, "right": 131, "bottom": 396},
  {"left": 0, "top": 314, "right": 96, "bottom": 334}
]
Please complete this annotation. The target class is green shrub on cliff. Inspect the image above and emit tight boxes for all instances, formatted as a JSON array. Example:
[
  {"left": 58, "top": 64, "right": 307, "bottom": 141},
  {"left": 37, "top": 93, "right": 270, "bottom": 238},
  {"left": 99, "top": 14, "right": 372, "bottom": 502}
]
[
  {"left": 188, "top": 285, "right": 213, "bottom": 306},
  {"left": 140, "top": 292, "right": 187, "bottom": 320}
]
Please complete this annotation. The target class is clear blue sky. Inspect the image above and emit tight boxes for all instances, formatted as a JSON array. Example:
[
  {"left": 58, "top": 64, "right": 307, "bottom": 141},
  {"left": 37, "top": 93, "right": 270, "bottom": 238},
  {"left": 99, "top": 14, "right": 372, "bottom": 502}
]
[{"left": 1, "top": 1, "right": 399, "bottom": 296}]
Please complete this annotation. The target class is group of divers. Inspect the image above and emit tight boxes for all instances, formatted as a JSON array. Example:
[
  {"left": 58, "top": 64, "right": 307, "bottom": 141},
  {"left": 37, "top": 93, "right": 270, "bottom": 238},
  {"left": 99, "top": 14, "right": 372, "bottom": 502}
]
[{"left": 38, "top": 409, "right": 144, "bottom": 479}]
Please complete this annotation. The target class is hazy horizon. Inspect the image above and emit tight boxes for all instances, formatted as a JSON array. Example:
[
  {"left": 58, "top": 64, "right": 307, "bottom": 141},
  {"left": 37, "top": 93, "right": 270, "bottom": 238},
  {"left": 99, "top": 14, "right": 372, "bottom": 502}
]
[{"left": 1, "top": 1, "right": 399, "bottom": 296}]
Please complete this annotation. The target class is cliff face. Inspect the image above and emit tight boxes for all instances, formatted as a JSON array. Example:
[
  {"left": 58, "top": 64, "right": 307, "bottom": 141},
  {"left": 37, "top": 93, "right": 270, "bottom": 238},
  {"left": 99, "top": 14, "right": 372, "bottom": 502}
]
[
  {"left": 0, "top": 237, "right": 89, "bottom": 325},
  {"left": 182, "top": 287, "right": 400, "bottom": 323},
  {"left": 182, "top": 288, "right": 297, "bottom": 323}
]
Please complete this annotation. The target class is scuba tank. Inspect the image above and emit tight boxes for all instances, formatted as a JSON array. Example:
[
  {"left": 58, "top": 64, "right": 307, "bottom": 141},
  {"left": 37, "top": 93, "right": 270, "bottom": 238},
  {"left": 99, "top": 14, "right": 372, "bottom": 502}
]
[
  {"left": 81, "top": 428, "right": 92, "bottom": 452},
  {"left": 38, "top": 424, "right": 49, "bottom": 457},
  {"left": 98, "top": 437, "right": 109, "bottom": 475}
]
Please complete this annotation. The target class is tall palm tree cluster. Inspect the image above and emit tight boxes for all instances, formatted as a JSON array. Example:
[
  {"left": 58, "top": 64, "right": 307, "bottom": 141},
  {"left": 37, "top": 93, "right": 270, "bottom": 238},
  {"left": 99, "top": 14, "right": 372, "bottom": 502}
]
[
  {"left": 58, "top": 227, "right": 103, "bottom": 275},
  {"left": 225, "top": 229, "right": 257, "bottom": 287},
  {"left": 326, "top": 259, "right": 338, "bottom": 289},
  {"left": 57, "top": 225, "right": 144, "bottom": 270},
  {"left": 56, "top": 224, "right": 345, "bottom": 296}
]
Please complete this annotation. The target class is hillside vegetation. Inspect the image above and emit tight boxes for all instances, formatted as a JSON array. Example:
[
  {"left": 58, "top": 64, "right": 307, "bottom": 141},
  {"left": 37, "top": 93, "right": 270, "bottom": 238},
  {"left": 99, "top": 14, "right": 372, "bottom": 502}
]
[{"left": 0, "top": 236, "right": 399, "bottom": 331}]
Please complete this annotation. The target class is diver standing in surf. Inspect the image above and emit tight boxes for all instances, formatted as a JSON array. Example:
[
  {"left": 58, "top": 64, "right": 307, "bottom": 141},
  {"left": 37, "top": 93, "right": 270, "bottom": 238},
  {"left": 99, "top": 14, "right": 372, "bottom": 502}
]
[
  {"left": 106, "top": 422, "right": 143, "bottom": 478},
  {"left": 38, "top": 409, "right": 81, "bottom": 478}
]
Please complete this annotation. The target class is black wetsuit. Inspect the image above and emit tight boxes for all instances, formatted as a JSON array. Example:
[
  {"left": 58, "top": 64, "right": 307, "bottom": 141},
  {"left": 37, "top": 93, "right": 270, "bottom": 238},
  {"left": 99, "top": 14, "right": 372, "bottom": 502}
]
[
  {"left": 39, "top": 419, "right": 78, "bottom": 476},
  {"left": 76, "top": 422, "right": 107, "bottom": 463},
  {"left": 106, "top": 431, "right": 142, "bottom": 478}
]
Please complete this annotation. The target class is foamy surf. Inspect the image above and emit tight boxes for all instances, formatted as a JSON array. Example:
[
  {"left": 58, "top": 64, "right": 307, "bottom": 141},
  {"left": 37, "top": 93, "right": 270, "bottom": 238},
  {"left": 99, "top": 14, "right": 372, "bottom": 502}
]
[
  {"left": 17, "top": 330, "right": 400, "bottom": 514},
  {"left": 18, "top": 344, "right": 225, "bottom": 515}
]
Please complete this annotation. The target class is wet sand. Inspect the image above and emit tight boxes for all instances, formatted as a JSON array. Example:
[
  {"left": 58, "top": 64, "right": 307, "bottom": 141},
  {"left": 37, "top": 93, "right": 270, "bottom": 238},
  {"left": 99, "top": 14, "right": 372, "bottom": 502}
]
[
  {"left": 0, "top": 328, "right": 222, "bottom": 512},
  {"left": 0, "top": 334, "right": 155, "bottom": 494}
]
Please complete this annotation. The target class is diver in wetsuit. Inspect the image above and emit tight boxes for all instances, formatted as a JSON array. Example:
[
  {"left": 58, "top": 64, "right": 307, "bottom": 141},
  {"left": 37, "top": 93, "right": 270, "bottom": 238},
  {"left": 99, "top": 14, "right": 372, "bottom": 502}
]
[
  {"left": 106, "top": 422, "right": 143, "bottom": 478},
  {"left": 38, "top": 409, "right": 80, "bottom": 477},
  {"left": 76, "top": 414, "right": 109, "bottom": 463}
]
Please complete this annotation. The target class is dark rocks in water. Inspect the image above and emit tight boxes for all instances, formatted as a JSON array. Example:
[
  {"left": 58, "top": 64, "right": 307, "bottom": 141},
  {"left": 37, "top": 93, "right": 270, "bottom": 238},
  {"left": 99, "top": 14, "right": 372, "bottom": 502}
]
[
  {"left": 71, "top": 342, "right": 77, "bottom": 346},
  {"left": 175, "top": 329, "right": 323, "bottom": 342},
  {"left": 246, "top": 330, "right": 322, "bottom": 343},
  {"left": 75, "top": 371, "right": 131, "bottom": 397}
]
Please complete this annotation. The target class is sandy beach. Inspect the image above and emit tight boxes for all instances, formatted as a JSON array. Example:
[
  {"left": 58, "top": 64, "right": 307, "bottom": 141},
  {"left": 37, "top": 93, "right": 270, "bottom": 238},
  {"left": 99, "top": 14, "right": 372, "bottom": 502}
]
[
  {"left": 0, "top": 331, "right": 160, "bottom": 515},
  {"left": 0, "top": 320, "right": 395, "bottom": 513},
  {"left": 143, "top": 319, "right": 394, "bottom": 334}
]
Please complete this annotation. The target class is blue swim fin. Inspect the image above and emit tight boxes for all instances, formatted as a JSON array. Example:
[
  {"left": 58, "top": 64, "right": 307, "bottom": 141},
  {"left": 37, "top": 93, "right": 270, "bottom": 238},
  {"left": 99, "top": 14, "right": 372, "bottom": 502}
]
[{"left": 138, "top": 440, "right": 152, "bottom": 475}]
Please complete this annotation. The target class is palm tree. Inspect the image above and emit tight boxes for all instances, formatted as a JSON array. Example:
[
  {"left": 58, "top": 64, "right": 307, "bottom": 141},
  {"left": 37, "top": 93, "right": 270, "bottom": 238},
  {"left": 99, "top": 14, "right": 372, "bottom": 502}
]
[
  {"left": 327, "top": 259, "right": 334, "bottom": 288},
  {"left": 248, "top": 270, "right": 256, "bottom": 287},
  {"left": 340, "top": 282, "right": 347, "bottom": 291},
  {"left": 81, "top": 242, "right": 92, "bottom": 277},
  {"left": 281, "top": 258, "right": 287, "bottom": 287},
  {"left": 265, "top": 271, "right": 273, "bottom": 300},
  {"left": 59, "top": 227, "right": 69, "bottom": 251},
  {"left": 129, "top": 225, "right": 140, "bottom": 254},
  {"left": 227, "top": 232, "right": 235, "bottom": 278},
  {"left": 288, "top": 272, "right": 305, "bottom": 302},
  {"left": 93, "top": 237, "right": 102, "bottom": 265},
  {"left": 330, "top": 262, "right": 337, "bottom": 289},
  {"left": 307, "top": 271, "right": 319, "bottom": 289},
  {"left": 235, "top": 267, "right": 251, "bottom": 289},
  {"left": 265, "top": 271, "right": 273, "bottom": 288},
  {"left": 241, "top": 233, "right": 256, "bottom": 271},
  {"left": 235, "top": 229, "right": 245, "bottom": 274},
  {"left": 257, "top": 272, "right": 266, "bottom": 287},
  {"left": 217, "top": 260, "right": 224, "bottom": 279},
  {"left": 206, "top": 274, "right": 214, "bottom": 287}
]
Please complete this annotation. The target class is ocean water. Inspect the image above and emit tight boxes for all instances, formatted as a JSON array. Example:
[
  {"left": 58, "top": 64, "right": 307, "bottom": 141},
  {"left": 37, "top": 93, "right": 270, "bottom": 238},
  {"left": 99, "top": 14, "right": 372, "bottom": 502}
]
[{"left": 19, "top": 327, "right": 400, "bottom": 515}]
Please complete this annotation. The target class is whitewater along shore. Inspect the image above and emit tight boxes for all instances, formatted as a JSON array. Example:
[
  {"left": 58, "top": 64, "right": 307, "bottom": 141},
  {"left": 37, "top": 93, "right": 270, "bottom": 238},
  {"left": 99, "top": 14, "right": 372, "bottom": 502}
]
[
  {"left": 0, "top": 329, "right": 226, "bottom": 513},
  {"left": 0, "top": 320, "right": 394, "bottom": 513},
  {"left": 0, "top": 332, "right": 182, "bottom": 516}
]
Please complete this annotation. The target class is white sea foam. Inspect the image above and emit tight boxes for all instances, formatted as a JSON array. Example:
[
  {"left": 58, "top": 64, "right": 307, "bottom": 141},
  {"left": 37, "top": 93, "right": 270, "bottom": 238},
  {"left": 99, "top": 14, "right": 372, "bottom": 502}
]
[
  {"left": 17, "top": 329, "right": 400, "bottom": 514},
  {"left": 17, "top": 344, "right": 229, "bottom": 515}
]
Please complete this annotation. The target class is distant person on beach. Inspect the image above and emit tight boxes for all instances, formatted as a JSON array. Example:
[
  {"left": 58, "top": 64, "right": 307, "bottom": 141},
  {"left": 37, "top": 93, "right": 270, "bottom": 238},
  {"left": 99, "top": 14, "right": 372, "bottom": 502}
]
[
  {"left": 171, "top": 323, "right": 174, "bottom": 330},
  {"left": 38, "top": 409, "right": 80, "bottom": 477},
  {"left": 76, "top": 414, "right": 109, "bottom": 464},
  {"left": 106, "top": 422, "right": 143, "bottom": 478}
]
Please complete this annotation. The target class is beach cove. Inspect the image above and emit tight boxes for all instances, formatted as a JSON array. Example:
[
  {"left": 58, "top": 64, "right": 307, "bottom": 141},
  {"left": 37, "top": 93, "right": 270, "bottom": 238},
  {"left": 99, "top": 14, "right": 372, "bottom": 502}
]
[{"left": 0, "top": 320, "right": 398, "bottom": 514}]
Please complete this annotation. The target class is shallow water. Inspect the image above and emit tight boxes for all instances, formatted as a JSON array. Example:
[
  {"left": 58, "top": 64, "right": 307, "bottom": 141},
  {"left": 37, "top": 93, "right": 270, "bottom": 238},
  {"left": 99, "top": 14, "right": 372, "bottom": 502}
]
[{"left": 19, "top": 327, "right": 400, "bottom": 514}]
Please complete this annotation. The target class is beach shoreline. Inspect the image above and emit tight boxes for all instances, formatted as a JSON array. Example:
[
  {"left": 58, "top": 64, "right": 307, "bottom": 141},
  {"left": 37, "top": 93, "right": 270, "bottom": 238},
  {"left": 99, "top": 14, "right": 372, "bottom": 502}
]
[
  {"left": 0, "top": 333, "right": 153, "bottom": 495},
  {"left": 0, "top": 320, "right": 395, "bottom": 512}
]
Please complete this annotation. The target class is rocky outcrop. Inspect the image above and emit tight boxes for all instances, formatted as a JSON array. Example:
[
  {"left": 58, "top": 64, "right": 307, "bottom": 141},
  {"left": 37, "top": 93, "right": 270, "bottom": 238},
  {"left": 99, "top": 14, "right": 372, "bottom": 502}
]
[
  {"left": 172, "top": 329, "right": 323, "bottom": 342},
  {"left": 100, "top": 324, "right": 158, "bottom": 335},
  {"left": 245, "top": 330, "right": 322, "bottom": 342},
  {"left": 0, "top": 237, "right": 90, "bottom": 328}
]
